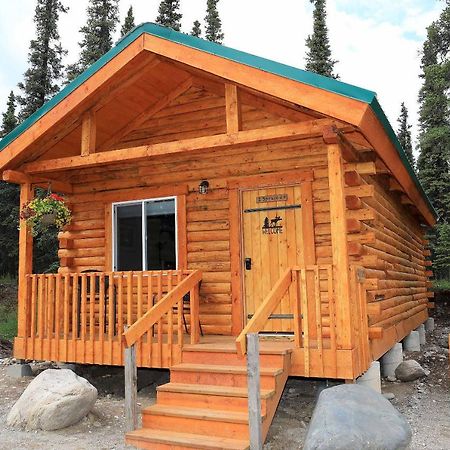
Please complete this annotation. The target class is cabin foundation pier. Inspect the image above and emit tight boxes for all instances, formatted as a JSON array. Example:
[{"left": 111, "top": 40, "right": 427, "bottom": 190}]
[
  {"left": 403, "top": 331, "right": 420, "bottom": 352},
  {"left": 415, "top": 324, "right": 426, "bottom": 347},
  {"left": 356, "top": 361, "right": 381, "bottom": 393},
  {"left": 6, "top": 363, "right": 33, "bottom": 378},
  {"left": 380, "top": 343, "right": 403, "bottom": 378},
  {"left": 425, "top": 318, "right": 435, "bottom": 332}
]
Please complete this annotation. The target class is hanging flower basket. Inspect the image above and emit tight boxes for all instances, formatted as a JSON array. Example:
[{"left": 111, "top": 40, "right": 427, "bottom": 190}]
[{"left": 20, "top": 193, "right": 72, "bottom": 236}]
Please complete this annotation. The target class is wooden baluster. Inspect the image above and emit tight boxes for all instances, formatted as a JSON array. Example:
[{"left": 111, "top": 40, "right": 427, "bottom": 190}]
[
  {"left": 157, "top": 271, "right": 163, "bottom": 367},
  {"left": 167, "top": 273, "right": 173, "bottom": 367},
  {"left": 292, "top": 270, "right": 302, "bottom": 348},
  {"left": 300, "top": 269, "right": 310, "bottom": 377},
  {"left": 30, "top": 276, "right": 37, "bottom": 360},
  {"left": 37, "top": 275, "right": 44, "bottom": 359},
  {"left": 190, "top": 282, "right": 200, "bottom": 345},
  {"left": 89, "top": 274, "right": 95, "bottom": 363},
  {"left": 118, "top": 273, "right": 124, "bottom": 348},
  {"left": 108, "top": 272, "right": 114, "bottom": 365},
  {"left": 327, "top": 265, "right": 337, "bottom": 378},
  {"left": 177, "top": 271, "right": 183, "bottom": 347},
  {"left": 72, "top": 274, "right": 79, "bottom": 362},
  {"left": 314, "top": 267, "right": 323, "bottom": 376},
  {"left": 127, "top": 272, "right": 133, "bottom": 327},
  {"left": 47, "top": 275, "right": 55, "bottom": 360},
  {"left": 81, "top": 274, "right": 87, "bottom": 363},
  {"left": 99, "top": 273, "right": 105, "bottom": 365},
  {"left": 63, "top": 274, "right": 70, "bottom": 362},
  {"left": 55, "top": 274, "right": 61, "bottom": 362},
  {"left": 147, "top": 273, "right": 153, "bottom": 366},
  {"left": 137, "top": 272, "right": 143, "bottom": 367},
  {"left": 43, "top": 275, "right": 49, "bottom": 352}
]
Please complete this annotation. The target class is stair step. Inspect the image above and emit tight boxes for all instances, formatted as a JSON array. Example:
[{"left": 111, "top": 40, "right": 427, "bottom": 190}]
[
  {"left": 143, "top": 404, "right": 254, "bottom": 423},
  {"left": 126, "top": 428, "right": 249, "bottom": 450},
  {"left": 157, "top": 382, "right": 275, "bottom": 399},
  {"left": 171, "top": 363, "right": 283, "bottom": 376},
  {"left": 183, "top": 344, "right": 292, "bottom": 356}
]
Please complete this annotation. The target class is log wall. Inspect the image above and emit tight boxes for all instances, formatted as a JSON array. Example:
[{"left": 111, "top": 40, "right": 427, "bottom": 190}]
[{"left": 347, "top": 173, "right": 431, "bottom": 359}]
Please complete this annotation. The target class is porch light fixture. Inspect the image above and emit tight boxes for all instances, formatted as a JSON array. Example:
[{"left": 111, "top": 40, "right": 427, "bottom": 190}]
[{"left": 199, "top": 180, "right": 210, "bottom": 195}]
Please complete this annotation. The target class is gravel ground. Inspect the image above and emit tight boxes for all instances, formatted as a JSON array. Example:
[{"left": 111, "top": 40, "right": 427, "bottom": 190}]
[{"left": 0, "top": 312, "right": 449, "bottom": 450}]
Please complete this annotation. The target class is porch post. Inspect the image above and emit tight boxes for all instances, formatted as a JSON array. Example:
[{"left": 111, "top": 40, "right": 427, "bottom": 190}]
[
  {"left": 324, "top": 132, "right": 354, "bottom": 351},
  {"left": 17, "top": 183, "right": 34, "bottom": 340}
]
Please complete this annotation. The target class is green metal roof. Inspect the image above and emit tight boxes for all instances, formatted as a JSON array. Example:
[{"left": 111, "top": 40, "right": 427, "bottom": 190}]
[{"left": 0, "top": 22, "right": 436, "bottom": 219}]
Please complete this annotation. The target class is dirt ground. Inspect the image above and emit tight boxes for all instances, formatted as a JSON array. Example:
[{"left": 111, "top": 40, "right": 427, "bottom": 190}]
[{"left": 0, "top": 308, "right": 449, "bottom": 450}]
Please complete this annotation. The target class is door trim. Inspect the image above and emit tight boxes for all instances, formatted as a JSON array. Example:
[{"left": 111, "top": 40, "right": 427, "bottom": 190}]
[{"left": 228, "top": 169, "right": 315, "bottom": 336}]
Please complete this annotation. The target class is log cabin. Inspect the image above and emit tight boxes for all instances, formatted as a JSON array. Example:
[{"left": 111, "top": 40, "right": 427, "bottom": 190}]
[{"left": 0, "top": 23, "right": 436, "bottom": 449}]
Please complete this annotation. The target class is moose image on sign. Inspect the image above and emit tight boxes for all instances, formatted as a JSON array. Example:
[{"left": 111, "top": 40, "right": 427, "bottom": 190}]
[
  {"left": 242, "top": 185, "right": 304, "bottom": 333},
  {"left": 262, "top": 216, "right": 283, "bottom": 234}
]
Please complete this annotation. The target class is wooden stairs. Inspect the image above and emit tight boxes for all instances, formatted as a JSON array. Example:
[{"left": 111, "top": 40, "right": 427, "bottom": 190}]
[{"left": 126, "top": 342, "right": 292, "bottom": 449}]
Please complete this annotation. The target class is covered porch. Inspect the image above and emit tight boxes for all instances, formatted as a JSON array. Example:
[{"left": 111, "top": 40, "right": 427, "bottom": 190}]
[{"left": 14, "top": 264, "right": 371, "bottom": 380}]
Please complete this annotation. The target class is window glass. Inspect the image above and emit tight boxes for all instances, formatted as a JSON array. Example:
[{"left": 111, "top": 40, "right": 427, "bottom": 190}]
[
  {"left": 114, "top": 198, "right": 176, "bottom": 271},
  {"left": 145, "top": 199, "right": 176, "bottom": 270},
  {"left": 115, "top": 203, "right": 143, "bottom": 271}
]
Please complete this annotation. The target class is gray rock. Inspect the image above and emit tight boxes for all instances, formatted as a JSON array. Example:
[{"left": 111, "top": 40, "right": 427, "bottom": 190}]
[
  {"left": 303, "top": 384, "right": 411, "bottom": 450},
  {"left": 383, "top": 392, "right": 396, "bottom": 400},
  {"left": 395, "top": 360, "right": 427, "bottom": 382},
  {"left": 7, "top": 369, "right": 97, "bottom": 431},
  {"left": 386, "top": 375, "right": 397, "bottom": 382}
]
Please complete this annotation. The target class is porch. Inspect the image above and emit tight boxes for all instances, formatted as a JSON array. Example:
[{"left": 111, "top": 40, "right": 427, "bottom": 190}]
[{"left": 14, "top": 265, "right": 371, "bottom": 380}]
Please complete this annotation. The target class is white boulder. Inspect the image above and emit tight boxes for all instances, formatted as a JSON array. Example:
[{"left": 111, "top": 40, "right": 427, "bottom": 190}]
[{"left": 7, "top": 369, "right": 97, "bottom": 431}]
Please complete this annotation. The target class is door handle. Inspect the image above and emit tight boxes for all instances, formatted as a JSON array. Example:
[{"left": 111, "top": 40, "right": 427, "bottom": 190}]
[{"left": 245, "top": 258, "right": 252, "bottom": 270}]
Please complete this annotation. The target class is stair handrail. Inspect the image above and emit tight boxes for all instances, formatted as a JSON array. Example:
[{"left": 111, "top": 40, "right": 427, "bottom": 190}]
[
  {"left": 122, "top": 269, "right": 202, "bottom": 348},
  {"left": 235, "top": 268, "right": 292, "bottom": 356}
]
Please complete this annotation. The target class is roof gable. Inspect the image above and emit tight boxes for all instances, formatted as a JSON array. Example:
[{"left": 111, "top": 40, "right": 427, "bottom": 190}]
[{"left": 0, "top": 22, "right": 436, "bottom": 223}]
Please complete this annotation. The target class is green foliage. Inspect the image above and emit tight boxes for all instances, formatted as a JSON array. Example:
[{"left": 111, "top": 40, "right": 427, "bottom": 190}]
[
  {"left": 305, "top": 0, "right": 338, "bottom": 79},
  {"left": 417, "top": 2, "right": 450, "bottom": 279},
  {"left": 67, "top": 0, "right": 119, "bottom": 80},
  {"left": 433, "top": 223, "right": 450, "bottom": 276},
  {"left": 121, "top": 5, "right": 135, "bottom": 37},
  {"left": 20, "top": 193, "right": 72, "bottom": 237},
  {"left": 156, "top": 0, "right": 182, "bottom": 31},
  {"left": 17, "top": 0, "right": 68, "bottom": 121},
  {"left": 396, "top": 102, "right": 414, "bottom": 167},
  {"left": 191, "top": 20, "right": 202, "bottom": 38},
  {"left": 432, "top": 279, "right": 450, "bottom": 292},
  {"left": 0, "top": 304, "right": 17, "bottom": 341},
  {"left": 0, "top": 182, "right": 19, "bottom": 276},
  {"left": 205, "top": 0, "right": 223, "bottom": 44},
  {"left": 1, "top": 92, "right": 18, "bottom": 137}
]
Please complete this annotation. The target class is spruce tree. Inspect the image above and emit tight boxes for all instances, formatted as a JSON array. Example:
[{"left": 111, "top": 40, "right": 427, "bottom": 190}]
[
  {"left": 17, "top": 0, "right": 67, "bottom": 121},
  {"left": 120, "top": 5, "right": 136, "bottom": 37},
  {"left": 67, "top": 0, "right": 119, "bottom": 80},
  {"left": 205, "top": 0, "right": 224, "bottom": 44},
  {"left": 156, "top": 0, "right": 182, "bottom": 31},
  {"left": 417, "top": 2, "right": 450, "bottom": 280},
  {"left": 305, "top": 0, "right": 338, "bottom": 79},
  {"left": 396, "top": 102, "right": 414, "bottom": 167},
  {"left": 1, "top": 92, "right": 18, "bottom": 137},
  {"left": 0, "top": 93, "right": 20, "bottom": 276},
  {"left": 191, "top": 20, "right": 202, "bottom": 38}
]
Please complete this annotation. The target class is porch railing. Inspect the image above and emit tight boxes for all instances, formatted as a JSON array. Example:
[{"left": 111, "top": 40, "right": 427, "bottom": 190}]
[
  {"left": 17, "top": 270, "right": 199, "bottom": 367},
  {"left": 235, "top": 264, "right": 371, "bottom": 378}
]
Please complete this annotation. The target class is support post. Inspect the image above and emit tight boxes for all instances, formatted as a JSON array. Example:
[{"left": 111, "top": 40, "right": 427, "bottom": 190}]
[
  {"left": 17, "top": 183, "right": 34, "bottom": 341},
  {"left": 124, "top": 328, "right": 137, "bottom": 432},
  {"left": 81, "top": 110, "right": 96, "bottom": 156},
  {"left": 247, "top": 333, "right": 262, "bottom": 450},
  {"left": 325, "top": 133, "right": 353, "bottom": 351},
  {"left": 225, "top": 84, "right": 241, "bottom": 133}
]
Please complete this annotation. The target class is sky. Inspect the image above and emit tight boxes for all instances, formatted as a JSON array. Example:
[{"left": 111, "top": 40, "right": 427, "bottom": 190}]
[{"left": 0, "top": 0, "right": 444, "bottom": 154}]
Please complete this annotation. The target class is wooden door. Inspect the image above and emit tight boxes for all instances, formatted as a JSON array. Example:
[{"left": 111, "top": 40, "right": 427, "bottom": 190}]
[{"left": 242, "top": 185, "right": 304, "bottom": 333}]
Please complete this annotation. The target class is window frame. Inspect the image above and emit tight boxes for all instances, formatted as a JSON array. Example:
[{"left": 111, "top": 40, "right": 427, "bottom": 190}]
[{"left": 112, "top": 196, "right": 178, "bottom": 271}]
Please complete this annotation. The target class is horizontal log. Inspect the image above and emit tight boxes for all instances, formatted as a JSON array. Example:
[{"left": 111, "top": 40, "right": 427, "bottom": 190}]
[{"left": 23, "top": 119, "right": 335, "bottom": 174}]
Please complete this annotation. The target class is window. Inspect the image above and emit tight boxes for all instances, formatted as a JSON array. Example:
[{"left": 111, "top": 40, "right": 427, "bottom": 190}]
[{"left": 113, "top": 197, "right": 177, "bottom": 271}]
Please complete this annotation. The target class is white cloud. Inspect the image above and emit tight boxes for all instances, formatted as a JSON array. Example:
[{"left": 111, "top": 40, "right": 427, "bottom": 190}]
[{"left": 0, "top": 0, "right": 443, "bottom": 155}]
